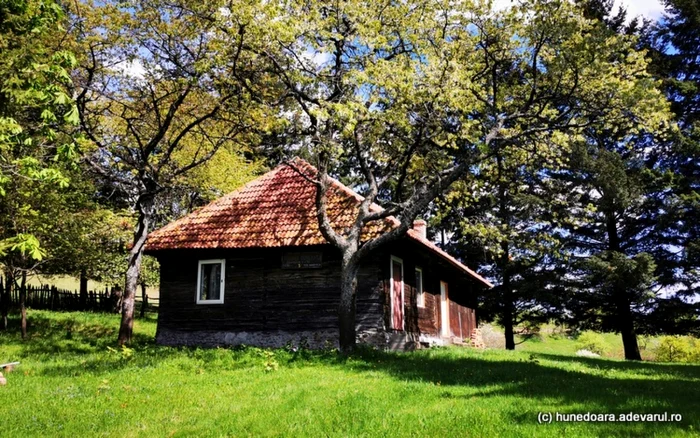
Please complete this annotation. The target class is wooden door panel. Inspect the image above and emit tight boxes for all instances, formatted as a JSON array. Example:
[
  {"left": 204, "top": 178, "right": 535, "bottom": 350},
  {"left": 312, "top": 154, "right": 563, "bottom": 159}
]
[{"left": 391, "top": 259, "right": 403, "bottom": 330}]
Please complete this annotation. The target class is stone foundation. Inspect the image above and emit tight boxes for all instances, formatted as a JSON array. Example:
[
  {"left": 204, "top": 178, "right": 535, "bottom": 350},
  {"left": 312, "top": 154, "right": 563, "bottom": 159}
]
[
  {"left": 155, "top": 327, "right": 438, "bottom": 351},
  {"left": 418, "top": 333, "right": 448, "bottom": 347},
  {"left": 156, "top": 328, "right": 339, "bottom": 349}
]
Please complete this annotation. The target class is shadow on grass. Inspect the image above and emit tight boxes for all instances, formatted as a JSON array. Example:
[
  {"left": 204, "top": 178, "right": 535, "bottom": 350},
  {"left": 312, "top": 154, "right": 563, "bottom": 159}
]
[
  {"left": 338, "top": 347, "right": 700, "bottom": 434},
  {"left": 0, "top": 312, "right": 168, "bottom": 376},
  {"left": 3, "top": 313, "right": 698, "bottom": 435},
  {"left": 530, "top": 352, "right": 700, "bottom": 380}
]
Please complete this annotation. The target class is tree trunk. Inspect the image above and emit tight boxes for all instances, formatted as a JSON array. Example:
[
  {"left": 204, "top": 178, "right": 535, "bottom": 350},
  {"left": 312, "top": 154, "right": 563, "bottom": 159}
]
[
  {"left": 20, "top": 272, "right": 27, "bottom": 339},
  {"left": 338, "top": 254, "right": 360, "bottom": 354},
  {"left": 499, "top": 221, "right": 515, "bottom": 350},
  {"left": 118, "top": 195, "right": 154, "bottom": 345},
  {"left": 501, "top": 244, "right": 515, "bottom": 350},
  {"left": 496, "top": 154, "right": 515, "bottom": 350},
  {"left": 110, "top": 285, "right": 123, "bottom": 313},
  {"left": 502, "top": 270, "right": 515, "bottom": 350},
  {"left": 0, "top": 276, "right": 3, "bottom": 329},
  {"left": 618, "top": 297, "right": 642, "bottom": 360},
  {"left": 79, "top": 269, "right": 88, "bottom": 310},
  {"left": 605, "top": 212, "right": 641, "bottom": 361},
  {"left": 503, "top": 304, "right": 515, "bottom": 350},
  {"left": 0, "top": 270, "right": 11, "bottom": 330},
  {"left": 140, "top": 283, "right": 147, "bottom": 318}
]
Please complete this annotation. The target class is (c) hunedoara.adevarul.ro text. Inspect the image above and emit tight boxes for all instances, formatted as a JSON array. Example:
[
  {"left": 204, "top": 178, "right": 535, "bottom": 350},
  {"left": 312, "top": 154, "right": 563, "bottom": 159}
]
[{"left": 537, "top": 412, "right": 682, "bottom": 424}]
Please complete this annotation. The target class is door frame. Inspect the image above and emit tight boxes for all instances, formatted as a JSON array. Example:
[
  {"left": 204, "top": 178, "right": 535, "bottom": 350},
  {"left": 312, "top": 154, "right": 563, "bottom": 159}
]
[
  {"left": 440, "top": 280, "right": 450, "bottom": 337},
  {"left": 389, "top": 255, "right": 404, "bottom": 330}
]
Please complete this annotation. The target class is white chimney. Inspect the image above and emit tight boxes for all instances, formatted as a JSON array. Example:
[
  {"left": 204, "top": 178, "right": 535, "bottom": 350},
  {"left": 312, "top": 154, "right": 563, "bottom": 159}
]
[{"left": 413, "top": 219, "right": 427, "bottom": 239}]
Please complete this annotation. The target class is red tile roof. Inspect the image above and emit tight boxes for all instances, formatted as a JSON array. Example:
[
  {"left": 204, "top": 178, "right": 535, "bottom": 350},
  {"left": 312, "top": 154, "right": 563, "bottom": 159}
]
[{"left": 146, "top": 158, "right": 492, "bottom": 288}]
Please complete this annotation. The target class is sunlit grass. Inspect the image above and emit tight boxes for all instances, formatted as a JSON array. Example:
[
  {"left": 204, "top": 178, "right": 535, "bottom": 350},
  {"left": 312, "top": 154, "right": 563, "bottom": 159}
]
[
  {"left": 24, "top": 274, "right": 159, "bottom": 298},
  {"left": 0, "top": 310, "right": 698, "bottom": 437}
]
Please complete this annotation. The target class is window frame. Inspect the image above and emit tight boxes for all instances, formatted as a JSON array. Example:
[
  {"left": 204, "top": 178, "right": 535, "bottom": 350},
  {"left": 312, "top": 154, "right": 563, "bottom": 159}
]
[
  {"left": 415, "top": 267, "right": 425, "bottom": 308},
  {"left": 196, "top": 259, "right": 226, "bottom": 304}
]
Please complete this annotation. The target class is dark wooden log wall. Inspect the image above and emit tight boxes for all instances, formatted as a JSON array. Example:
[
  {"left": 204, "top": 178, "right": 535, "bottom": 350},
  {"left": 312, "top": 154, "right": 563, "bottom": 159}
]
[
  {"left": 155, "top": 246, "right": 385, "bottom": 333},
  {"left": 153, "top": 238, "right": 484, "bottom": 340}
]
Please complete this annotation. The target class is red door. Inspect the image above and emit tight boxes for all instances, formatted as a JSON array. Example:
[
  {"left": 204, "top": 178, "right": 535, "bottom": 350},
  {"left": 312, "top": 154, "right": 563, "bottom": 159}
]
[{"left": 391, "top": 257, "right": 404, "bottom": 330}]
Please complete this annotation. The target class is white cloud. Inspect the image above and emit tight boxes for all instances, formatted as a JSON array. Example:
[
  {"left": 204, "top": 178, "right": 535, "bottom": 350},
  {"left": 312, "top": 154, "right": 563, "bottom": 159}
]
[
  {"left": 493, "top": 0, "right": 666, "bottom": 22},
  {"left": 114, "top": 59, "right": 147, "bottom": 79},
  {"left": 312, "top": 51, "right": 332, "bottom": 66},
  {"left": 301, "top": 48, "right": 332, "bottom": 67},
  {"left": 614, "top": 0, "right": 665, "bottom": 22},
  {"left": 492, "top": 0, "right": 514, "bottom": 11}
]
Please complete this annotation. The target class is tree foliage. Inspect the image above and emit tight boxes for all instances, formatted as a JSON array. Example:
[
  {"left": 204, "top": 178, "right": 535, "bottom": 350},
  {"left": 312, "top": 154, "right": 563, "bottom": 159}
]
[
  {"left": 69, "top": 0, "right": 269, "bottom": 343},
  {"left": 0, "top": 0, "right": 78, "bottom": 261},
  {"left": 197, "top": 0, "right": 675, "bottom": 352},
  {"left": 0, "top": 0, "right": 80, "bottom": 332},
  {"left": 432, "top": 0, "right": 671, "bottom": 354},
  {"left": 643, "top": 0, "right": 700, "bottom": 303},
  {"left": 0, "top": 0, "right": 694, "bottom": 357}
]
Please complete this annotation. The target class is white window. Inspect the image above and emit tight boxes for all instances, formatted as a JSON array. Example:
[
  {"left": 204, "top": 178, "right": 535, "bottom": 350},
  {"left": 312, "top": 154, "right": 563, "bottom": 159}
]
[
  {"left": 196, "top": 259, "right": 225, "bottom": 304},
  {"left": 416, "top": 267, "right": 424, "bottom": 307}
]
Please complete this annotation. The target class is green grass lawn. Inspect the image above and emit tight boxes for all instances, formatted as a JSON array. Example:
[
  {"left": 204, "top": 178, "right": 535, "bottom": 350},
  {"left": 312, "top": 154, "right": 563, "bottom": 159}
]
[{"left": 1, "top": 311, "right": 699, "bottom": 437}]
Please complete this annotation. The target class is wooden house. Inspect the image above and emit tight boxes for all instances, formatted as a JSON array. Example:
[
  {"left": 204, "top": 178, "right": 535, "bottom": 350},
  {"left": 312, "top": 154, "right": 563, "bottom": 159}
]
[{"left": 145, "top": 159, "right": 492, "bottom": 350}]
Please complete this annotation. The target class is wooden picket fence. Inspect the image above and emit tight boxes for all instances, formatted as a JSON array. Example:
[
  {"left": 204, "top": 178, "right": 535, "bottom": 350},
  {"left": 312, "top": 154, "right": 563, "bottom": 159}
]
[{"left": 0, "top": 277, "right": 158, "bottom": 313}]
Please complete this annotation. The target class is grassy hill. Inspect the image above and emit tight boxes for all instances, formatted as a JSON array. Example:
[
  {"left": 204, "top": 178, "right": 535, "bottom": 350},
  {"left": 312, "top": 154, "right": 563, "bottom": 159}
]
[{"left": 0, "top": 311, "right": 698, "bottom": 437}]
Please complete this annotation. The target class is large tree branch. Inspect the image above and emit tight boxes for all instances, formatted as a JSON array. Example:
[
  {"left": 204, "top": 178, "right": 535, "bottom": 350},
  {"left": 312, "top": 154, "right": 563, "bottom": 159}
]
[
  {"left": 357, "top": 116, "right": 510, "bottom": 259},
  {"left": 349, "top": 127, "right": 381, "bottom": 239},
  {"left": 285, "top": 157, "right": 347, "bottom": 249},
  {"left": 155, "top": 101, "right": 226, "bottom": 173},
  {"left": 168, "top": 121, "right": 243, "bottom": 180},
  {"left": 142, "top": 83, "right": 194, "bottom": 158}
]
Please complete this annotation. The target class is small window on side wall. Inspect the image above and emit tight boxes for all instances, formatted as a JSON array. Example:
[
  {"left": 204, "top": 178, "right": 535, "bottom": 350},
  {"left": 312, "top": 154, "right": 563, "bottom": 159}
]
[
  {"left": 416, "top": 267, "right": 424, "bottom": 307},
  {"left": 196, "top": 259, "right": 225, "bottom": 304}
]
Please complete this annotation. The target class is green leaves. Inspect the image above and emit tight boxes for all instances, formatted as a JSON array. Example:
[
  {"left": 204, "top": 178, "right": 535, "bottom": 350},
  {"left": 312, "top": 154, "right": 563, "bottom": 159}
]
[
  {"left": 63, "top": 105, "right": 79, "bottom": 125},
  {"left": 0, "top": 233, "right": 46, "bottom": 261},
  {"left": 53, "top": 91, "right": 71, "bottom": 105},
  {"left": 0, "top": 0, "right": 79, "bottom": 264},
  {"left": 40, "top": 108, "right": 57, "bottom": 122},
  {"left": 430, "top": 0, "right": 677, "bottom": 342},
  {"left": 584, "top": 251, "right": 657, "bottom": 293}
]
